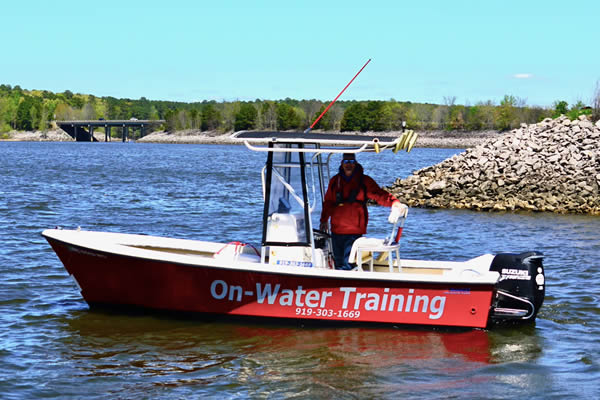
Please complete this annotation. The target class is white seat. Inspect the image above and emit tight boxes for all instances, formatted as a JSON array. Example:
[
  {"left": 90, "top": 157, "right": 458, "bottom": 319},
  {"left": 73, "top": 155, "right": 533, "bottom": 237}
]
[{"left": 349, "top": 237, "right": 401, "bottom": 272}]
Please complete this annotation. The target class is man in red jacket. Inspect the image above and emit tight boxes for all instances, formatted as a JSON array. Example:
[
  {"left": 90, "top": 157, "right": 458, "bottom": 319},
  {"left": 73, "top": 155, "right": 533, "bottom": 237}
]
[{"left": 320, "top": 153, "right": 407, "bottom": 270}]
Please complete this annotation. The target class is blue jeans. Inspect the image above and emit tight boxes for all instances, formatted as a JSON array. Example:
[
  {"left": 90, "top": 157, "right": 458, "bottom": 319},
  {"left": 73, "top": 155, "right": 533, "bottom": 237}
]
[{"left": 331, "top": 233, "right": 362, "bottom": 270}]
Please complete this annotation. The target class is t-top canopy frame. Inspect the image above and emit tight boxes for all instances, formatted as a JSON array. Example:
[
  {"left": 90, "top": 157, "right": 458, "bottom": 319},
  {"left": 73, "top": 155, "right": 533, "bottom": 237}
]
[{"left": 231, "top": 130, "right": 417, "bottom": 155}]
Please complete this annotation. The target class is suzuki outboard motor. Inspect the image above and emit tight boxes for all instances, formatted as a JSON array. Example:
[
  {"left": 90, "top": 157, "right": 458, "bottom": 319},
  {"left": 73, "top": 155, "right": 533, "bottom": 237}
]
[{"left": 488, "top": 251, "right": 545, "bottom": 325}]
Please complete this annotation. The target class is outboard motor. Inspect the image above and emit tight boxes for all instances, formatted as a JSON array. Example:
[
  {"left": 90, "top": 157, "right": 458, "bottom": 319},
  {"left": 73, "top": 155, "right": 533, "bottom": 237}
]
[{"left": 488, "top": 251, "right": 545, "bottom": 325}]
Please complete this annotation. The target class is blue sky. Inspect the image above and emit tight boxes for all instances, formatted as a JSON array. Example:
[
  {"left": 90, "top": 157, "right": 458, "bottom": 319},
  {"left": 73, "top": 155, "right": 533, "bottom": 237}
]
[{"left": 3, "top": 0, "right": 599, "bottom": 107}]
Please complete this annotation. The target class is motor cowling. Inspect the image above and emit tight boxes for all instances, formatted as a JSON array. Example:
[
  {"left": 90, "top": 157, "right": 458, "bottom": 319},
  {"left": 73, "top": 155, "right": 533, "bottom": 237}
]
[{"left": 489, "top": 251, "right": 545, "bottom": 324}]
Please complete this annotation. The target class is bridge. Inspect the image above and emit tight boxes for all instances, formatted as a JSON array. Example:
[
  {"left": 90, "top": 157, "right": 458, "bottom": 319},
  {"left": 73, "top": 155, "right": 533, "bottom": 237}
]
[{"left": 56, "top": 119, "right": 165, "bottom": 142}]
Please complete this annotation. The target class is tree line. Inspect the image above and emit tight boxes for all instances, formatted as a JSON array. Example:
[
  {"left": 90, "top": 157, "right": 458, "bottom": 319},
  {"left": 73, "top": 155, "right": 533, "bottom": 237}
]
[{"left": 0, "top": 84, "right": 597, "bottom": 136}]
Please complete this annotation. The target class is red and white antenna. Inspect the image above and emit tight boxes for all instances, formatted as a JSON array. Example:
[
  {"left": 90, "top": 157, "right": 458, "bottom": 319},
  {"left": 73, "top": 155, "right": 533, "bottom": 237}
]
[{"left": 304, "top": 59, "right": 371, "bottom": 134}]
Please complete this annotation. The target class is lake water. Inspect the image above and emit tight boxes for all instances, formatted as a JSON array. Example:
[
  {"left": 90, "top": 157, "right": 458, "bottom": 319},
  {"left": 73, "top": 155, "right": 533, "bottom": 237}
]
[{"left": 1, "top": 141, "right": 598, "bottom": 399}]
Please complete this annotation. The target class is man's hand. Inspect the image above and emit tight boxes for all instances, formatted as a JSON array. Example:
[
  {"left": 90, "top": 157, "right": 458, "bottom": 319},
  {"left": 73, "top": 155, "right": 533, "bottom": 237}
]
[
  {"left": 319, "top": 222, "right": 329, "bottom": 232},
  {"left": 388, "top": 202, "right": 408, "bottom": 223}
]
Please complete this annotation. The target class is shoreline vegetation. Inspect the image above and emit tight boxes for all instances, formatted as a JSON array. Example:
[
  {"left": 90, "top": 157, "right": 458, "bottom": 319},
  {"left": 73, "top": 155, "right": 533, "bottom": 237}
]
[
  {"left": 2, "top": 83, "right": 598, "bottom": 140},
  {"left": 2, "top": 85, "right": 598, "bottom": 215},
  {"left": 0, "top": 129, "right": 496, "bottom": 148}
]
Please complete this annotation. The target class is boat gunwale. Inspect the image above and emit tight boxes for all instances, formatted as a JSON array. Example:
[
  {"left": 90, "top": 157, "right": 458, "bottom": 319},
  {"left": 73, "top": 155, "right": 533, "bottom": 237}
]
[{"left": 42, "top": 229, "right": 500, "bottom": 286}]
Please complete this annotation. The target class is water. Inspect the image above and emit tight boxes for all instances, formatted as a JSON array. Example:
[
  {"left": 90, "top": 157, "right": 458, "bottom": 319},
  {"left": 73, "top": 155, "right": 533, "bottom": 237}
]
[{"left": 1, "top": 141, "right": 599, "bottom": 399}]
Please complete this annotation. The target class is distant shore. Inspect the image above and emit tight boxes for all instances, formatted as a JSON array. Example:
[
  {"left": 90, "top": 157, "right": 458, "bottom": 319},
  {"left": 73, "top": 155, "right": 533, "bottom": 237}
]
[{"left": 1, "top": 129, "right": 499, "bottom": 148}]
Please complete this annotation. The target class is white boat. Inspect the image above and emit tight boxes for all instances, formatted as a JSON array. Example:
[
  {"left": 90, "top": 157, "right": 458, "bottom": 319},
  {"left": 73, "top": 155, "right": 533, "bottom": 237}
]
[{"left": 42, "top": 130, "right": 545, "bottom": 329}]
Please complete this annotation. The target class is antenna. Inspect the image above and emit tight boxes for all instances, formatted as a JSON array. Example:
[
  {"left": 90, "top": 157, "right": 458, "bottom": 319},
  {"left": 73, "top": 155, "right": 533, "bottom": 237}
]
[{"left": 304, "top": 59, "right": 371, "bottom": 134}]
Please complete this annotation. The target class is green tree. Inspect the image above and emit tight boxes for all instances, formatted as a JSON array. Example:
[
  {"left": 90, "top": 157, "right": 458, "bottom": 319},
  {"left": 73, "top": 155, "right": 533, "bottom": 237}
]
[
  {"left": 3, "top": 84, "right": 580, "bottom": 133},
  {"left": 340, "top": 103, "right": 366, "bottom": 131},
  {"left": 431, "top": 106, "right": 447, "bottom": 130},
  {"left": 222, "top": 101, "right": 239, "bottom": 132},
  {"left": 234, "top": 103, "right": 258, "bottom": 131},
  {"left": 276, "top": 103, "right": 302, "bottom": 130},
  {"left": 465, "top": 105, "right": 484, "bottom": 130},
  {"left": 105, "top": 97, "right": 120, "bottom": 119},
  {"left": 294, "top": 107, "right": 306, "bottom": 129},
  {"left": 0, "top": 84, "right": 12, "bottom": 96},
  {"left": 131, "top": 96, "right": 151, "bottom": 120},
  {"left": 70, "top": 95, "right": 84, "bottom": 109},
  {"left": 0, "top": 96, "right": 19, "bottom": 132},
  {"left": 164, "top": 108, "right": 177, "bottom": 131},
  {"left": 386, "top": 102, "right": 407, "bottom": 130},
  {"left": 552, "top": 100, "right": 569, "bottom": 118},
  {"left": 29, "top": 99, "right": 41, "bottom": 130},
  {"left": 412, "top": 103, "right": 435, "bottom": 130},
  {"left": 201, "top": 104, "right": 221, "bottom": 131},
  {"left": 404, "top": 106, "right": 419, "bottom": 130},
  {"left": 524, "top": 106, "right": 550, "bottom": 123},
  {"left": 188, "top": 109, "right": 199, "bottom": 129},
  {"left": 448, "top": 105, "right": 466, "bottom": 130},
  {"left": 16, "top": 96, "right": 34, "bottom": 130},
  {"left": 176, "top": 110, "right": 189, "bottom": 130},
  {"left": 41, "top": 90, "right": 55, "bottom": 100},
  {"left": 567, "top": 101, "right": 590, "bottom": 120},
  {"left": 441, "top": 96, "right": 456, "bottom": 129},
  {"left": 496, "top": 95, "right": 517, "bottom": 131},
  {"left": 149, "top": 105, "right": 160, "bottom": 120},
  {"left": 38, "top": 99, "right": 57, "bottom": 131},
  {"left": 477, "top": 100, "right": 496, "bottom": 130},
  {"left": 260, "top": 101, "right": 277, "bottom": 130},
  {"left": 0, "top": 98, "right": 9, "bottom": 132},
  {"left": 365, "top": 101, "right": 386, "bottom": 131}
]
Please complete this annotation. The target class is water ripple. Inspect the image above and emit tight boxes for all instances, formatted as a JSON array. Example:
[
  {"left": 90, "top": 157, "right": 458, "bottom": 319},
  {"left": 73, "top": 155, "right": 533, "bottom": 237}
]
[{"left": 0, "top": 142, "right": 599, "bottom": 398}]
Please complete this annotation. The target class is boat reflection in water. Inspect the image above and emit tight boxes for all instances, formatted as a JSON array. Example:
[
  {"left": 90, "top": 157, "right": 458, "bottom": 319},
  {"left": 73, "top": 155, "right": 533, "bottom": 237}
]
[
  {"left": 61, "top": 309, "right": 529, "bottom": 396},
  {"left": 232, "top": 324, "right": 493, "bottom": 365}
]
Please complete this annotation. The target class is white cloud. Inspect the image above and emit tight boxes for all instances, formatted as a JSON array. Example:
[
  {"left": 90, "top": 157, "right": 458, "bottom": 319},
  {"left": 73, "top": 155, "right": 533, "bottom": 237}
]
[{"left": 513, "top": 73, "right": 533, "bottom": 79}]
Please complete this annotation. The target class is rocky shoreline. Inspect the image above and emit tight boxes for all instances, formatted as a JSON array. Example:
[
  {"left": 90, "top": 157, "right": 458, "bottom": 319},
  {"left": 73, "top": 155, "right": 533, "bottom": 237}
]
[
  {"left": 1, "top": 129, "right": 496, "bottom": 148},
  {"left": 388, "top": 116, "right": 600, "bottom": 215},
  {"left": 0, "top": 130, "right": 73, "bottom": 141}
]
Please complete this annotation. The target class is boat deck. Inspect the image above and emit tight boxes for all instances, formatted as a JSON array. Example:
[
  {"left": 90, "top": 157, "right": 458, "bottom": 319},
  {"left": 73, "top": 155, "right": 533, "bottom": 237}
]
[
  {"left": 43, "top": 229, "right": 500, "bottom": 284},
  {"left": 130, "top": 244, "right": 446, "bottom": 275}
]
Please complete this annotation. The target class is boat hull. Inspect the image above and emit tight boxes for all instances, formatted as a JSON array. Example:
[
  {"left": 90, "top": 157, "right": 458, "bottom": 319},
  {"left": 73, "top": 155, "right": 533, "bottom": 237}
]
[{"left": 46, "top": 235, "right": 495, "bottom": 329}]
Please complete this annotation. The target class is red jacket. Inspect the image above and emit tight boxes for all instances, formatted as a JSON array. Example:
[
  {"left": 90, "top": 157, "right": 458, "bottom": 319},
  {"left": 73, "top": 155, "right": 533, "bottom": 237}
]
[{"left": 320, "top": 163, "right": 399, "bottom": 235}]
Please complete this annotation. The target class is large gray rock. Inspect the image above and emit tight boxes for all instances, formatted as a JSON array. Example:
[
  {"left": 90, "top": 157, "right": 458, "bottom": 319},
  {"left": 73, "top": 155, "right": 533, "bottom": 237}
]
[{"left": 388, "top": 115, "right": 600, "bottom": 215}]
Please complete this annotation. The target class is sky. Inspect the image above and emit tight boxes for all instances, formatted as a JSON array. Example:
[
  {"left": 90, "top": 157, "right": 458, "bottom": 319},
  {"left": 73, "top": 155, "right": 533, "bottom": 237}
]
[{"left": 3, "top": 0, "right": 599, "bottom": 108}]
